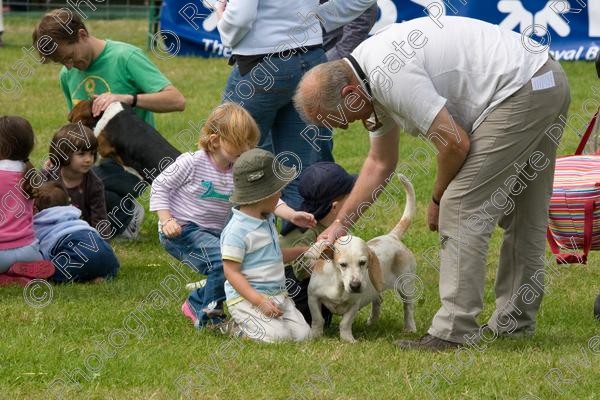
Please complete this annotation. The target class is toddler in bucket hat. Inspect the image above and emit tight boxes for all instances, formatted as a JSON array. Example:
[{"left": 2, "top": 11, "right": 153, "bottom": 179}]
[
  {"left": 230, "top": 148, "right": 296, "bottom": 205},
  {"left": 220, "top": 148, "right": 312, "bottom": 342}
]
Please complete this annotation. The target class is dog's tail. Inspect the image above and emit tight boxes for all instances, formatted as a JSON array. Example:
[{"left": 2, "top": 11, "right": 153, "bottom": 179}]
[{"left": 388, "top": 173, "right": 416, "bottom": 241}]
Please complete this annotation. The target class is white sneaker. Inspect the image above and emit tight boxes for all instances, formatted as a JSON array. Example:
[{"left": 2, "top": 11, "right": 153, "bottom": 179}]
[
  {"left": 121, "top": 201, "right": 145, "bottom": 240},
  {"left": 185, "top": 279, "right": 207, "bottom": 291}
]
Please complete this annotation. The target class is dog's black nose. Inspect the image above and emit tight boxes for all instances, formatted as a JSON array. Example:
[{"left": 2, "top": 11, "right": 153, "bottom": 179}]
[{"left": 350, "top": 281, "right": 362, "bottom": 292}]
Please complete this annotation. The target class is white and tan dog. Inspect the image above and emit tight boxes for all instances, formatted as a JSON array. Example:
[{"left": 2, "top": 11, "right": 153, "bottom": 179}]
[{"left": 307, "top": 174, "right": 417, "bottom": 342}]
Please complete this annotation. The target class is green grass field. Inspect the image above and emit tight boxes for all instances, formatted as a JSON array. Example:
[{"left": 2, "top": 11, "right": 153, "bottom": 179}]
[{"left": 1, "top": 16, "right": 600, "bottom": 400}]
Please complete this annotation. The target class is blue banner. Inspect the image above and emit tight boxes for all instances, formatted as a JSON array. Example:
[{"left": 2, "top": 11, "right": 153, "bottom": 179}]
[{"left": 160, "top": 0, "right": 600, "bottom": 61}]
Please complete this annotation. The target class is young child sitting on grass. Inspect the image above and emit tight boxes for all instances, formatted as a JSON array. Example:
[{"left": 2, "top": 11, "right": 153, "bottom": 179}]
[
  {"left": 0, "top": 116, "right": 54, "bottom": 286},
  {"left": 280, "top": 162, "right": 356, "bottom": 325},
  {"left": 33, "top": 181, "right": 120, "bottom": 283},
  {"left": 221, "top": 148, "right": 311, "bottom": 342},
  {"left": 42, "top": 123, "right": 108, "bottom": 233},
  {"left": 150, "top": 103, "right": 315, "bottom": 330}
]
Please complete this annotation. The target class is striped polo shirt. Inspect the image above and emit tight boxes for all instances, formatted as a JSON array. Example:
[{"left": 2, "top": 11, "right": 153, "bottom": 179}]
[
  {"left": 149, "top": 150, "right": 233, "bottom": 230},
  {"left": 221, "top": 209, "right": 286, "bottom": 306}
]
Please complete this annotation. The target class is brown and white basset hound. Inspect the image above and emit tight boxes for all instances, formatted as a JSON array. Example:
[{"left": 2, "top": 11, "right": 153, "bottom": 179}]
[
  {"left": 306, "top": 174, "right": 418, "bottom": 342},
  {"left": 68, "top": 100, "right": 181, "bottom": 183}
]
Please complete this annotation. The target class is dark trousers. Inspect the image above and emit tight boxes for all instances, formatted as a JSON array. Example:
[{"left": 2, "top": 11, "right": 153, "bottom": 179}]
[
  {"left": 93, "top": 157, "right": 142, "bottom": 235},
  {"left": 50, "top": 230, "right": 120, "bottom": 283},
  {"left": 285, "top": 266, "right": 332, "bottom": 327}
]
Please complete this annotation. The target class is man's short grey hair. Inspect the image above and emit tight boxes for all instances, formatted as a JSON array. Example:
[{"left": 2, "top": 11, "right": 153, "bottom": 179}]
[{"left": 293, "top": 60, "right": 354, "bottom": 123}]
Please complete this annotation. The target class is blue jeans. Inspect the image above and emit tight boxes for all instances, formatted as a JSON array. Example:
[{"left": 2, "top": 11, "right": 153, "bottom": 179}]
[
  {"left": 159, "top": 223, "right": 225, "bottom": 327},
  {"left": 50, "top": 230, "right": 120, "bottom": 283},
  {"left": 0, "top": 241, "right": 43, "bottom": 273},
  {"left": 222, "top": 47, "right": 333, "bottom": 210}
]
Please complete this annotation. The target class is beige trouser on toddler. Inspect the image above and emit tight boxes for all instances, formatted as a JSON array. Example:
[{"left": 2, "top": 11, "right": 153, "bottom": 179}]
[
  {"left": 229, "top": 294, "right": 310, "bottom": 343},
  {"left": 429, "top": 57, "right": 571, "bottom": 343}
]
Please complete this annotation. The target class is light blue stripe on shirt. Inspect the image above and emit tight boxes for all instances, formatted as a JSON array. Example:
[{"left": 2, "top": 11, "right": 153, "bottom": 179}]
[{"left": 221, "top": 208, "right": 286, "bottom": 304}]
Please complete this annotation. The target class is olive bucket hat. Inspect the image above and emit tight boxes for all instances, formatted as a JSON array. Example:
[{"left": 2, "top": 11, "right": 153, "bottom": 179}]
[{"left": 230, "top": 148, "right": 297, "bottom": 205}]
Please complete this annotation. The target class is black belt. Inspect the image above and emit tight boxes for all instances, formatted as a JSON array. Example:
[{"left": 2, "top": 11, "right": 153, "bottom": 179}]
[{"left": 230, "top": 44, "right": 324, "bottom": 76}]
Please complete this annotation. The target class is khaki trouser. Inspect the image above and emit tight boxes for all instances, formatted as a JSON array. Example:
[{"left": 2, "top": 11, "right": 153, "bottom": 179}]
[
  {"left": 0, "top": 0, "right": 4, "bottom": 33},
  {"left": 429, "top": 57, "right": 571, "bottom": 343},
  {"left": 229, "top": 294, "right": 310, "bottom": 343}
]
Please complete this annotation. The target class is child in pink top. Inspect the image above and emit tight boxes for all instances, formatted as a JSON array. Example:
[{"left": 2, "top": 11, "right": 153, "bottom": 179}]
[{"left": 0, "top": 116, "right": 54, "bottom": 285}]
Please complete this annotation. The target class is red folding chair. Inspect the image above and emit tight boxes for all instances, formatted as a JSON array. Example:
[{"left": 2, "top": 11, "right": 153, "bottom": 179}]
[{"left": 594, "top": 53, "right": 599, "bottom": 321}]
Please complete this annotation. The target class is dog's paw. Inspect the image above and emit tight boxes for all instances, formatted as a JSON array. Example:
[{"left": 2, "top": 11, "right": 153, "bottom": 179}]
[
  {"left": 340, "top": 333, "right": 357, "bottom": 343},
  {"left": 366, "top": 316, "right": 379, "bottom": 326},
  {"left": 310, "top": 327, "right": 324, "bottom": 339},
  {"left": 403, "top": 323, "right": 417, "bottom": 333}
]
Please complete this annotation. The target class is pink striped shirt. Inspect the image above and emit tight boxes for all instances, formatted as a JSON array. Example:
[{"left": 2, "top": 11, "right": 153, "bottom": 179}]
[
  {"left": 0, "top": 160, "right": 36, "bottom": 250},
  {"left": 149, "top": 150, "right": 234, "bottom": 231}
]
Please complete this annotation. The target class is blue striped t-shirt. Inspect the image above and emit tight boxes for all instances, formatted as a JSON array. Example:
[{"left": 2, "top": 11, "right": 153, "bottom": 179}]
[{"left": 221, "top": 208, "right": 286, "bottom": 306}]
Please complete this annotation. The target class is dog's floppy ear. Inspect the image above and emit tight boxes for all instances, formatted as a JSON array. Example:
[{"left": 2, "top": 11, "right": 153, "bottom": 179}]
[
  {"left": 67, "top": 109, "right": 78, "bottom": 124},
  {"left": 306, "top": 241, "right": 335, "bottom": 261},
  {"left": 367, "top": 247, "right": 385, "bottom": 292},
  {"left": 320, "top": 244, "right": 335, "bottom": 261},
  {"left": 69, "top": 100, "right": 98, "bottom": 128}
]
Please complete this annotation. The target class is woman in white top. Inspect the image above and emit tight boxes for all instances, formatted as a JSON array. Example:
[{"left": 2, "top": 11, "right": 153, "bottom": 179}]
[{"left": 215, "top": 0, "right": 376, "bottom": 213}]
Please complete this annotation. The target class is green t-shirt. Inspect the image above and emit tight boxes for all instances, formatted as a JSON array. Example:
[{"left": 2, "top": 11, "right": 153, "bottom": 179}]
[
  {"left": 59, "top": 40, "right": 171, "bottom": 127},
  {"left": 279, "top": 223, "right": 327, "bottom": 281}
]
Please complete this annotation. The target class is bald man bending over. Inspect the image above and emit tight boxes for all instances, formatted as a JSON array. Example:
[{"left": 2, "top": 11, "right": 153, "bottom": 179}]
[{"left": 294, "top": 16, "right": 570, "bottom": 351}]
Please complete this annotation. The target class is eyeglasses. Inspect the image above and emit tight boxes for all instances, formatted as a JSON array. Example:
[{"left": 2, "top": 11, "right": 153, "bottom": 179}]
[{"left": 361, "top": 106, "right": 383, "bottom": 132}]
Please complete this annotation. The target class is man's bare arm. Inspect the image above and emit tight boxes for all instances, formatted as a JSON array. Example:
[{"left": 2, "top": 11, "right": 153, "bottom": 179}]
[{"left": 318, "top": 127, "right": 399, "bottom": 242}]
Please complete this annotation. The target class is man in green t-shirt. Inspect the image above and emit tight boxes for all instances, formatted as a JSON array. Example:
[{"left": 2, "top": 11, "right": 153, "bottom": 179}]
[
  {"left": 32, "top": 9, "right": 186, "bottom": 240},
  {"left": 33, "top": 9, "right": 185, "bottom": 127}
]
